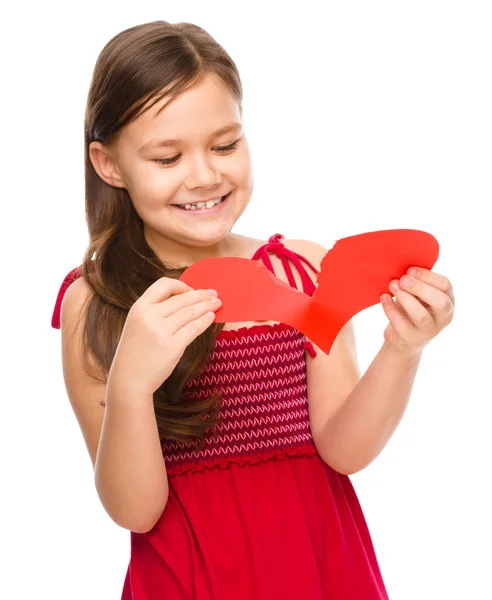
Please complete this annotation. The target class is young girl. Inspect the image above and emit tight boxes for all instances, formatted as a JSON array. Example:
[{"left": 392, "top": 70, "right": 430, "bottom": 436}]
[{"left": 51, "top": 20, "right": 454, "bottom": 600}]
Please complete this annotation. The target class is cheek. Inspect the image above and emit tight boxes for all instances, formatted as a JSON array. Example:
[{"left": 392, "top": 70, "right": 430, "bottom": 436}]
[
  {"left": 231, "top": 153, "right": 254, "bottom": 212},
  {"left": 132, "top": 164, "right": 178, "bottom": 202},
  {"left": 243, "top": 163, "right": 254, "bottom": 192},
  {"left": 232, "top": 147, "right": 254, "bottom": 188}
]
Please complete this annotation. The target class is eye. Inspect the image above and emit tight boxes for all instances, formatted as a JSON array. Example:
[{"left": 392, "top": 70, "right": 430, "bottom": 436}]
[{"left": 153, "top": 140, "right": 240, "bottom": 166}]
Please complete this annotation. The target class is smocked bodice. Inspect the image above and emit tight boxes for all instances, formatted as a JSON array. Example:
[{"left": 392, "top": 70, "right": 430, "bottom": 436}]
[
  {"left": 160, "top": 322, "right": 318, "bottom": 476},
  {"left": 51, "top": 233, "right": 321, "bottom": 477}
]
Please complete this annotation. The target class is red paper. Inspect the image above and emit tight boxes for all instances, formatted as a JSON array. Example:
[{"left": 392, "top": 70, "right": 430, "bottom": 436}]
[{"left": 179, "top": 229, "right": 439, "bottom": 354}]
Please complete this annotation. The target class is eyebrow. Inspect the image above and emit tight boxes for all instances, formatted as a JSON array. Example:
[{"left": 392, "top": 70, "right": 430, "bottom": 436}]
[{"left": 138, "top": 121, "right": 243, "bottom": 153}]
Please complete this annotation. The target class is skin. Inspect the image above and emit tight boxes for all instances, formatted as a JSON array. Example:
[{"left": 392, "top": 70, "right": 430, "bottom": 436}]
[
  {"left": 89, "top": 72, "right": 256, "bottom": 267},
  {"left": 311, "top": 265, "right": 455, "bottom": 474},
  {"left": 382, "top": 266, "right": 455, "bottom": 357},
  {"left": 88, "top": 72, "right": 456, "bottom": 475}
]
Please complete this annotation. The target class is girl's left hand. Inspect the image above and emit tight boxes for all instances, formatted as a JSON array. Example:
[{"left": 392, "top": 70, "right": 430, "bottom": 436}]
[{"left": 380, "top": 267, "right": 455, "bottom": 357}]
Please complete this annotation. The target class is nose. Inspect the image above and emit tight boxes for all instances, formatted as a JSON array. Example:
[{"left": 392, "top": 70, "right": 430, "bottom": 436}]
[{"left": 184, "top": 153, "right": 222, "bottom": 189}]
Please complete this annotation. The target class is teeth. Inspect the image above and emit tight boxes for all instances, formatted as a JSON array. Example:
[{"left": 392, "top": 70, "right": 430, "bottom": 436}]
[{"left": 181, "top": 195, "right": 225, "bottom": 211}]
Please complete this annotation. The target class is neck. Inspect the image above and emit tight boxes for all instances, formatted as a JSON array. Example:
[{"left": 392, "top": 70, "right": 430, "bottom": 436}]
[{"left": 144, "top": 229, "right": 245, "bottom": 267}]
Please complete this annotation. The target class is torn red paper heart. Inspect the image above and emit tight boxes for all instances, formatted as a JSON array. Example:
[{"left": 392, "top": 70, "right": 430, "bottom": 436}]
[{"left": 179, "top": 229, "right": 439, "bottom": 354}]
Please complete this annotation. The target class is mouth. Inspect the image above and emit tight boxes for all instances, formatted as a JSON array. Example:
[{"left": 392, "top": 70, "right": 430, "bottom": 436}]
[{"left": 172, "top": 191, "right": 232, "bottom": 215}]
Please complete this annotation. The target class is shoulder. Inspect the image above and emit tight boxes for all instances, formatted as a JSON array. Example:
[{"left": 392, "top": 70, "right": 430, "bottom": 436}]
[
  {"left": 52, "top": 263, "right": 97, "bottom": 329},
  {"left": 282, "top": 236, "right": 356, "bottom": 335},
  {"left": 62, "top": 274, "right": 92, "bottom": 308},
  {"left": 59, "top": 275, "right": 93, "bottom": 333},
  {"left": 281, "top": 237, "right": 329, "bottom": 272}
]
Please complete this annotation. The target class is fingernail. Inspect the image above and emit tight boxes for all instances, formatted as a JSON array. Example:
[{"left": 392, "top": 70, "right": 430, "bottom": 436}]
[
  {"left": 210, "top": 297, "right": 222, "bottom": 305},
  {"left": 408, "top": 268, "right": 419, "bottom": 277},
  {"left": 207, "top": 289, "right": 218, "bottom": 296}
]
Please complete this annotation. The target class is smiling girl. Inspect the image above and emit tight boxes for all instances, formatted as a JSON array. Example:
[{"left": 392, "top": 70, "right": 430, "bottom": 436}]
[{"left": 52, "top": 20, "right": 454, "bottom": 600}]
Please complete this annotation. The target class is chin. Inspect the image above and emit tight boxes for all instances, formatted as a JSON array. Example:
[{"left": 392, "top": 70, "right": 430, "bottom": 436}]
[{"left": 185, "top": 225, "right": 234, "bottom": 246}]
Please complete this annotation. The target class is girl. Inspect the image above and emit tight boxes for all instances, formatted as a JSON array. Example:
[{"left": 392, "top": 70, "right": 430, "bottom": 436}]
[{"left": 51, "top": 20, "right": 455, "bottom": 600}]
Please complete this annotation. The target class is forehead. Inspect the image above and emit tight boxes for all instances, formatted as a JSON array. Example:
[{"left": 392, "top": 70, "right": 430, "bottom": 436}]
[{"left": 122, "top": 75, "right": 242, "bottom": 152}]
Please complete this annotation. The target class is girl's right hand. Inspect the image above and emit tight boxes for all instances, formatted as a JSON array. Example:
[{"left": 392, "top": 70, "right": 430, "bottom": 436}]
[{"left": 107, "top": 278, "right": 222, "bottom": 396}]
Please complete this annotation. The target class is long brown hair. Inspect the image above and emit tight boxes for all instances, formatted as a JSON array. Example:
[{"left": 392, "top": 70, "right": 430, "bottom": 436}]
[{"left": 80, "top": 21, "right": 243, "bottom": 448}]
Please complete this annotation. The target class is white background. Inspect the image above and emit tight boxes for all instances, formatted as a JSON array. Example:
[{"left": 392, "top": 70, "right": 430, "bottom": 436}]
[{"left": 3, "top": 1, "right": 491, "bottom": 598}]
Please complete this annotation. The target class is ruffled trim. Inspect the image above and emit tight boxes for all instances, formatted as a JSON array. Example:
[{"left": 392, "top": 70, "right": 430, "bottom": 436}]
[
  {"left": 303, "top": 337, "right": 317, "bottom": 357},
  {"left": 216, "top": 322, "right": 299, "bottom": 341},
  {"left": 164, "top": 443, "right": 319, "bottom": 477},
  {"left": 216, "top": 323, "right": 317, "bottom": 357}
]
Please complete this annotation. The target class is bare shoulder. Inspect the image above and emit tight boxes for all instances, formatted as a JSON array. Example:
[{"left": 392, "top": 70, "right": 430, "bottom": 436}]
[
  {"left": 60, "top": 275, "right": 93, "bottom": 333},
  {"left": 281, "top": 237, "right": 329, "bottom": 271}
]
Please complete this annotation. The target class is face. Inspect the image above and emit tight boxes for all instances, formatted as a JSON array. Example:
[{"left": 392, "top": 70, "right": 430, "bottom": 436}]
[{"left": 89, "top": 73, "right": 254, "bottom": 262}]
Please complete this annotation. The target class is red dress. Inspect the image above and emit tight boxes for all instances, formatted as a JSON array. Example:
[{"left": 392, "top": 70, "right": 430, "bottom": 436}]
[{"left": 52, "top": 233, "right": 390, "bottom": 600}]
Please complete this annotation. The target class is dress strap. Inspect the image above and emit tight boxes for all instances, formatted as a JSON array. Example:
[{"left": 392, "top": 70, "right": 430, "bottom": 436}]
[
  {"left": 251, "top": 233, "right": 318, "bottom": 296},
  {"left": 51, "top": 266, "right": 82, "bottom": 329},
  {"left": 52, "top": 235, "right": 321, "bottom": 358},
  {"left": 251, "top": 233, "right": 318, "bottom": 357}
]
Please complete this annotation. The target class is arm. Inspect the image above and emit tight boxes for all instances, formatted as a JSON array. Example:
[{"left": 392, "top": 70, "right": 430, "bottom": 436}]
[
  {"left": 283, "top": 238, "right": 452, "bottom": 476},
  {"left": 319, "top": 261, "right": 455, "bottom": 475},
  {"left": 61, "top": 277, "right": 168, "bottom": 534},
  {"left": 95, "top": 382, "right": 169, "bottom": 533},
  {"left": 314, "top": 343, "right": 423, "bottom": 475}
]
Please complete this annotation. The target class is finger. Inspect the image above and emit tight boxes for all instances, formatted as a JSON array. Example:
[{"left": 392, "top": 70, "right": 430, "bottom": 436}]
[
  {"left": 406, "top": 268, "right": 454, "bottom": 303},
  {"left": 156, "top": 288, "right": 218, "bottom": 318},
  {"left": 166, "top": 297, "right": 221, "bottom": 335},
  {"left": 397, "top": 276, "right": 453, "bottom": 325},
  {"left": 172, "top": 310, "right": 217, "bottom": 348},
  {"left": 140, "top": 277, "right": 194, "bottom": 305},
  {"left": 391, "top": 287, "right": 434, "bottom": 331},
  {"left": 396, "top": 295, "right": 431, "bottom": 314},
  {"left": 394, "top": 296, "right": 411, "bottom": 318},
  {"left": 381, "top": 294, "right": 417, "bottom": 340}
]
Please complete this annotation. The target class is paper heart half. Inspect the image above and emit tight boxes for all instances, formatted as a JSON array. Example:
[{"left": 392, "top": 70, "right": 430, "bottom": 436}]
[{"left": 179, "top": 229, "right": 439, "bottom": 354}]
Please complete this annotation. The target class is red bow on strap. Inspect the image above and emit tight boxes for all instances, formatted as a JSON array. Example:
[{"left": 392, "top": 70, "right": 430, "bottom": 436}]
[{"left": 179, "top": 229, "right": 440, "bottom": 355}]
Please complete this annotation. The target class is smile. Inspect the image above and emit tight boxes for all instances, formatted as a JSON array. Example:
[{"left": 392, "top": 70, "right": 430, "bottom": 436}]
[{"left": 172, "top": 191, "right": 231, "bottom": 214}]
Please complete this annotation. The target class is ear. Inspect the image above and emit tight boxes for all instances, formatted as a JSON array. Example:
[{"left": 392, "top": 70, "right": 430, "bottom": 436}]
[{"left": 88, "top": 141, "right": 126, "bottom": 188}]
